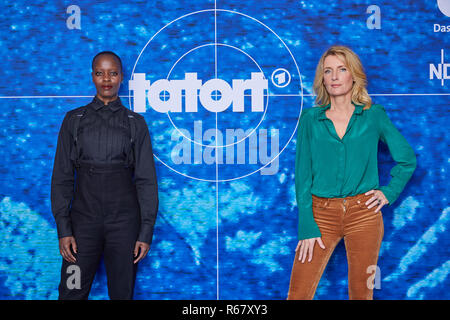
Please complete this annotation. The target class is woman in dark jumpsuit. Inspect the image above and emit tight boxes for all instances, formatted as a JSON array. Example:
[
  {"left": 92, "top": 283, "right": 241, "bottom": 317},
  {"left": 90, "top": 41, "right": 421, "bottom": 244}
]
[{"left": 51, "top": 51, "right": 158, "bottom": 299}]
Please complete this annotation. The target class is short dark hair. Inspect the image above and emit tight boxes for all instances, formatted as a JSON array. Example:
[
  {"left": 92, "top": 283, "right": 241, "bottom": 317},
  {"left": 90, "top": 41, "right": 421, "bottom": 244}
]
[{"left": 91, "top": 51, "right": 123, "bottom": 72}]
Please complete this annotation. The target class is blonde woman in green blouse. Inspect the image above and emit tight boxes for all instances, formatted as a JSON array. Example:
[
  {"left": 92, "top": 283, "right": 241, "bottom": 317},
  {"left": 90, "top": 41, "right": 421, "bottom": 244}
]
[{"left": 287, "top": 46, "right": 416, "bottom": 300}]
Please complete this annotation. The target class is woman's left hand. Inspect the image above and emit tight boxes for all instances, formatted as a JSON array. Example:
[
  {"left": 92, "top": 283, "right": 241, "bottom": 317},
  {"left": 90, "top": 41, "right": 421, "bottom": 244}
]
[
  {"left": 365, "top": 189, "right": 389, "bottom": 213},
  {"left": 133, "top": 241, "right": 150, "bottom": 264}
]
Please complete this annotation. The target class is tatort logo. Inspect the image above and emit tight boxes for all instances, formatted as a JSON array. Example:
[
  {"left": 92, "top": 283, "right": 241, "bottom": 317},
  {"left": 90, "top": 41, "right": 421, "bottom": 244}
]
[
  {"left": 429, "top": 49, "right": 449, "bottom": 86},
  {"left": 128, "top": 9, "right": 303, "bottom": 182},
  {"left": 129, "top": 72, "right": 267, "bottom": 113}
]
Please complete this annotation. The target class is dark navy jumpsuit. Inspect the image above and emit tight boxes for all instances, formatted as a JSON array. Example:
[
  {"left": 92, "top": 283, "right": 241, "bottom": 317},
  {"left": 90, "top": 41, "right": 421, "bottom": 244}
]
[{"left": 51, "top": 97, "right": 158, "bottom": 299}]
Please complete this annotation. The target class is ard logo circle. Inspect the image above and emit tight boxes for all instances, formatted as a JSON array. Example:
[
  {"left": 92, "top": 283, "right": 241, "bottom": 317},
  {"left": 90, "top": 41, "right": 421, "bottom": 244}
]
[
  {"left": 129, "top": 9, "right": 303, "bottom": 182},
  {"left": 438, "top": 0, "right": 450, "bottom": 17}
]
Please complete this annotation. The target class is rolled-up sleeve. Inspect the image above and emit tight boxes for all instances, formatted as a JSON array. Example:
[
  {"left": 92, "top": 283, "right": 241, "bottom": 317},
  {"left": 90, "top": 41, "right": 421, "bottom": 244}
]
[
  {"left": 51, "top": 113, "right": 75, "bottom": 239},
  {"left": 376, "top": 105, "right": 417, "bottom": 205},
  {"left": 295, "top": 109, "right": 321, "bottom": 240},
  {"left": 133, "top": 116, "right": 159, "bottom": 246}
]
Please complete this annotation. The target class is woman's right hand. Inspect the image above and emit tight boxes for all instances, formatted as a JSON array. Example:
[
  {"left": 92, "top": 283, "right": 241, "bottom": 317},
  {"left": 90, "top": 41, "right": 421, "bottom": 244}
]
[
  {"left": 59, "top": 236, "right": 77, "bottom": 263},
  {"left": 296, "top": 237, "right": 325, "bottom": 263}
]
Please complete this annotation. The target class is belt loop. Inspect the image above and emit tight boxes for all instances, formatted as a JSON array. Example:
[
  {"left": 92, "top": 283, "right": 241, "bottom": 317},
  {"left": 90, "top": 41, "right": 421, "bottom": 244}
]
[{"left": 324, "top": 199, "right": 330, "bottom": 208}]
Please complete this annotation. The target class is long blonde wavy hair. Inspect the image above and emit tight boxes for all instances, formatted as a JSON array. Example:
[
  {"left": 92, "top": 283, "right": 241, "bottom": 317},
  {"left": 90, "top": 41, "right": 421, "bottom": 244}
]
[{"left": 313, "top": 45, "right": 372, "bottom": 109}]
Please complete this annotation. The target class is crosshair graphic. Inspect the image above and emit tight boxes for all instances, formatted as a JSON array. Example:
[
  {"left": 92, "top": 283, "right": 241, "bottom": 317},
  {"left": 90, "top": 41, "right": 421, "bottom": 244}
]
[
  {"left": 128, "top": 6, "right": 304, "bottom": 300},
  {"left": 129, "top": 8, "right": 304, "bottom": 183}
]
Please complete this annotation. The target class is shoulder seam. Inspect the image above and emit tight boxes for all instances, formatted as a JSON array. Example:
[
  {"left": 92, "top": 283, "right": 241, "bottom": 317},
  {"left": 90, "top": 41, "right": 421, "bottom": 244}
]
[
  {"left": 66, "top": 106, "right": 86, "bottom": 115},
  {"left": 300, "top": 107, "right": 316, "bottom": 116},
  {"left": 125, "top": 108, "right": 144, "bottom": 119}
]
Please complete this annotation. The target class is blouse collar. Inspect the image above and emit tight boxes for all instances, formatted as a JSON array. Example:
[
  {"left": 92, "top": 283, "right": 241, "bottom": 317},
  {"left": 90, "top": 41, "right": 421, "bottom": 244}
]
[{"left": 317, "top": 102, "right": 364, "bottom": 121}]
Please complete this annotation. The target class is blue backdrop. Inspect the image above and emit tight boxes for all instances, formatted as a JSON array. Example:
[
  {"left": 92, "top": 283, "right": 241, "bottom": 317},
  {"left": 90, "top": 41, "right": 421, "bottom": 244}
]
[{"left": 0, "top": 0, "right": 449, "bottom": 300}]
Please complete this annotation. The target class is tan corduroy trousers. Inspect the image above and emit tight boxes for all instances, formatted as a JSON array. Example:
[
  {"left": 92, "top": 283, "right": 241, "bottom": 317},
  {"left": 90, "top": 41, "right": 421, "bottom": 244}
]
[{"left": 287, "top": 193, "right": 384, "bottom": 300}]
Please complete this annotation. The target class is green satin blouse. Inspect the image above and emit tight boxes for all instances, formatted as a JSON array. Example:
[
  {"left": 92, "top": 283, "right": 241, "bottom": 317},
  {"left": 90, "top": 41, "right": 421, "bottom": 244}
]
[{"left": 295, "top": 103, "right": 417, "bottom": 240}]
